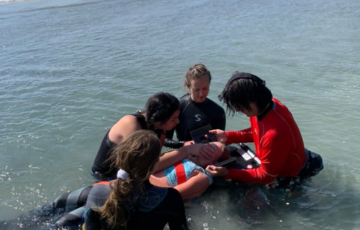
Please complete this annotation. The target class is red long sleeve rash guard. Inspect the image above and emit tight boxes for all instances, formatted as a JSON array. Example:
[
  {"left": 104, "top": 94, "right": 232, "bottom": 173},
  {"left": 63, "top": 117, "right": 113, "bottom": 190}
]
[{"left": 225, "top": 98, "right": 306, "bottom": 184}]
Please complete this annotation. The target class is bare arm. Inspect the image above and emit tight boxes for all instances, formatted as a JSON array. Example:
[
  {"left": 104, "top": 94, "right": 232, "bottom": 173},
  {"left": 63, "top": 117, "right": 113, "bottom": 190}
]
[
  {"left": 173, "top": 172, "right": 210, "bottom": 200},
  {"left": 155, "top": 148, "right": 189, "bottom": 172},
  {"left": 155, "top": 144, "right": 215, "bottom": 172},
  {"left": 108, "top": 115, "right": 143, "bottom": 144}
]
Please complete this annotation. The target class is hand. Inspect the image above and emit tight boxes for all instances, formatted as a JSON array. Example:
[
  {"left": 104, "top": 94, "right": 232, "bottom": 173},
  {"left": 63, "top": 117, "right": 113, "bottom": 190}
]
[
  {"left": 206, "top": 165, "right": 229, "bottom": 177},
  {"left": 209, "top": 129, "right": 227, "bottom": 143},
  {"left": 184, "top": 140, "right": 195, "bottom": 146},
  {"left": 184, "top": 143, "right": 216, "bottom": 167},
  {"left": 198, "top": 143, "right": 216, "bottom": 160}
]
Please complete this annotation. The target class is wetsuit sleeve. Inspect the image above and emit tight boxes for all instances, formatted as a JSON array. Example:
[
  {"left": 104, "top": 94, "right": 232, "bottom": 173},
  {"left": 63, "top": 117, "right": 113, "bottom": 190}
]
[
  {"left": 164, "top": 130, "right": 185, "bottom": 149},
  {"left": 164, "top": 138, "right": 185, "bottom": 149},
  {"left": 224, "top": 129, "right": 293, "bottom": 184},
  {"left": 226, "top": 128, "right": 253, "bottom": 144}
]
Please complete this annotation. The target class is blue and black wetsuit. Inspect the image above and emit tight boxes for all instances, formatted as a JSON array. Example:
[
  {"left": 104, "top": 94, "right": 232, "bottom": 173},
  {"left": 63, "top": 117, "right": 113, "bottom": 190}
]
[
  {"left": 84, "top": 181, "right": 189, "bottom": 230},
  {"left": 0, "top": 184, "right": 94, "bottom": 230},
  {"left": 92, "top": 112, "right": 147, "bottom": 180},
  {"left": 165, "top": 94, "right": 226, "bottom": 148}
]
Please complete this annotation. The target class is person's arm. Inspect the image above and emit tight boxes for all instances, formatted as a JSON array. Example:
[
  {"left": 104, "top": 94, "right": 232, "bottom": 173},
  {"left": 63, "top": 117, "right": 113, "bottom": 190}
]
[
  {"left": 108, "top": 115, "right": 143, "bottom": 144},
  {"left": 225, "top": 130, "right": 292, "bottom": 184},
  {"left": 156, "top": 144, "right": 215, "bottom": 172},
  {"left": 163, "top": 138, "right": 185, "bottom": 149},
  {"left": 173, "top": 172, "right": 210, "bottom": 200},
  {"left": 226, "top": 127, "right": 253, "bottom": 144}
]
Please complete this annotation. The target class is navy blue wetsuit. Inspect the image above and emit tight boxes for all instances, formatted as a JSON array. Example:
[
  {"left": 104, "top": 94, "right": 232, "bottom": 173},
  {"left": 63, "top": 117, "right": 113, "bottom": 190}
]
[
  {"left": 84, "top": 181, "right": 189, "bottom": 230},
  {"left": 92, "top": 112, "right": 147, "bottom": 180},
  {"left": 165, "top": 94, "right": 226, "bottom": 148}
]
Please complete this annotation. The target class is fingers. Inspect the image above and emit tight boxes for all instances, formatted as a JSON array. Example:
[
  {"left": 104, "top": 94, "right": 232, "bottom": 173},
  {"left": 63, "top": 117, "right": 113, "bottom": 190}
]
[
  {"left": 205, "top": 165, "right": 217, "bottom": 176},
  {"left": 205, "top": 165, "right": 228, "bottom": 177},
  {"left": 208, "top": 129, "right": 227, "bottom": 143},
  {"left": 208, "top": 129, "right": 218, "bottom": 134},
  {"left": 206, "top": 165, "right": 215, "bottom": 171},
  {"left": 199, "top": 144, "right": 215, "bottom": 159},
  {"left": 184, "top": 140, "right": 195, "bottom": 146}
]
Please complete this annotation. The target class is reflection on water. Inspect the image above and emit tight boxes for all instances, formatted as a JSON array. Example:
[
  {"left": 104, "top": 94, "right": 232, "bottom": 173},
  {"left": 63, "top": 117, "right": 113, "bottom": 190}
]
[{"left": 1, "top": 0, "right": 360, "bottom": 229}]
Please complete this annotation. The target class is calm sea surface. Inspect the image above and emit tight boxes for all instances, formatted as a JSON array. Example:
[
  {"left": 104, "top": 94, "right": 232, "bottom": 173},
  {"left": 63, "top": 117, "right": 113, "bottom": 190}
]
[{"left": 1, "top": 0, "right": 360, "bottom": 229}]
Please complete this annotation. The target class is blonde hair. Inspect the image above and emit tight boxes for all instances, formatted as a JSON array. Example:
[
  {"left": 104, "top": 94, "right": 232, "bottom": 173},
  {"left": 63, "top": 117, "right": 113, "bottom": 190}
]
[
  {"left": 184, "top": 63, "right": 212, "bottom": 88},
  {"left": 99, "top": 130, "right": 161, "bottom": 228}
]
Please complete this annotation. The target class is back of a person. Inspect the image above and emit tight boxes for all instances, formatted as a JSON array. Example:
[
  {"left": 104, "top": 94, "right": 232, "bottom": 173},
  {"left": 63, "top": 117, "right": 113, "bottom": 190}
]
[
  {"left": 85, "top": 183, "right": 187, "bottom": 230},
  {"left": 259, "top": 98, "right": 306, "bottom": 177},
  {"left": 127, "top": 187, "right": 187, "bottom": 230}
]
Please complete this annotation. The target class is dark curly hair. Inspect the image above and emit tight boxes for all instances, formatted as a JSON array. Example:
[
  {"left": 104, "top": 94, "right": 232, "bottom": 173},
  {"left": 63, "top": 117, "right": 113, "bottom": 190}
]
[{"left": 219, "top": 72, "right": 272, "bottom": 115}]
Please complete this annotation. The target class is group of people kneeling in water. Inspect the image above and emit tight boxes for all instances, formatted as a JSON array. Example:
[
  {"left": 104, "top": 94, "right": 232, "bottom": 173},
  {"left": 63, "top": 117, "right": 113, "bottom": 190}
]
[{"left": 4, "top": 64, "right": 324, "bottom": 230}]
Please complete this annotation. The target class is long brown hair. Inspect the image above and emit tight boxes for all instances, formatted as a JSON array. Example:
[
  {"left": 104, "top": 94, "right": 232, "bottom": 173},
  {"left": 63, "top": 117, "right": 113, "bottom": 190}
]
[{"left": 99, "top": 130, "right": 161, "bottom": 228}]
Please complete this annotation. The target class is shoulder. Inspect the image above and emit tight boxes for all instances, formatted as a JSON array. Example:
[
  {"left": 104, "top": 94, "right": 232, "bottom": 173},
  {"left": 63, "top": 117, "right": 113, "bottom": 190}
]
[
  {"left": 111, "top": 114, "right": 140, "bottom": 130},
  {"left": 119, "top": 114, "right": 140, "bottom": 123},
  {"left": 272, "top": 98, "right": 291, "bottom": 113},
  {"left": 261, "top": 109, "right": 295, "bottom": 142},
  {"left": 179, "top": 94, "right": 191, "bottom": 105},
  {"left": 110, "top": 114, "right": 143, "bottom": 139},
  {"left": 205, "top": 98, "right": 225, "bottom": 113}
]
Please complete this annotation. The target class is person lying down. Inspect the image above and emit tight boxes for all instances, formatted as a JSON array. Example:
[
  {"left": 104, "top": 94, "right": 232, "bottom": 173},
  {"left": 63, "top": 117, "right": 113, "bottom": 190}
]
[{"left": 150, "top": 141, "right": 228, "bottom": 200}]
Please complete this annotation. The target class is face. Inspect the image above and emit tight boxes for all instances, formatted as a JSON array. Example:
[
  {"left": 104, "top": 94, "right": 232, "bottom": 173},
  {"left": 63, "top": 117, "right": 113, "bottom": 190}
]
[
  {"left": 237, "top": 103, "right": 259, "bottom": 117},
  {"left": 189, "top": 77, "right": 210, "bottom": 103},
  {"left": 156, "top": 109, "right": 180, "bottom": 131}
]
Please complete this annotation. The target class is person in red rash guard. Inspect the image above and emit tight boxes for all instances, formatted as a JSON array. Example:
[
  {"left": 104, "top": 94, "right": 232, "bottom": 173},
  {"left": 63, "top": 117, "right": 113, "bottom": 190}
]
[{"left": 206, "top": 72, "right": 307, "bottom": 185}]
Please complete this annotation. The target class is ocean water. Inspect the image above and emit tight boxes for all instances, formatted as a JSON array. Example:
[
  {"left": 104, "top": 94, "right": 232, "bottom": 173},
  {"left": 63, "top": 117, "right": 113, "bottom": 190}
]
[{"left": 1, "top": 0, "right": 360, "bottom": 229}]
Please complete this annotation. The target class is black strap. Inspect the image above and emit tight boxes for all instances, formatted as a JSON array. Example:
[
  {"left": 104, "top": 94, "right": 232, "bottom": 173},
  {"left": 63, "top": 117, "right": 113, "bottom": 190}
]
[{"left": 132, "top": 112, "right": 147, "bottom": 129}]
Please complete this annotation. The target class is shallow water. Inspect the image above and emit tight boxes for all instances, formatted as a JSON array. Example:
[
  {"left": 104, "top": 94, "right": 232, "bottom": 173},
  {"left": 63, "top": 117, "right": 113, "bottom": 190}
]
[{"left": 1, "top": 0, "right": 360, "bottom": 229}]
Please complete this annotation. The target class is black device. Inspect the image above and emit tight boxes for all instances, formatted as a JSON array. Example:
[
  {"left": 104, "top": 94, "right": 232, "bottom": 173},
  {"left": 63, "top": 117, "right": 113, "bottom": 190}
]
[
  {"left": 214, "top": 157, "right": 237, "bottom": 167},
  {"left": 190, "top": 124, "right": 217, "bottom": 144},
  {"left": 229, "top": 143, "right": 261, "bottom": 169}
]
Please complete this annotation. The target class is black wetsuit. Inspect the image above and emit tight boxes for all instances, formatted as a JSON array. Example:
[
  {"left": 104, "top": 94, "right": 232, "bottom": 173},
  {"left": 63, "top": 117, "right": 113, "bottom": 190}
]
[
  {"left": 165, "top": 94, "right": 226, "bottom": 148},
  {"left": 92, "top": 112, "right": 147, "bottom": 179},
  {"left": 84, "top": 181, "right": 189, "bottom": 230}
]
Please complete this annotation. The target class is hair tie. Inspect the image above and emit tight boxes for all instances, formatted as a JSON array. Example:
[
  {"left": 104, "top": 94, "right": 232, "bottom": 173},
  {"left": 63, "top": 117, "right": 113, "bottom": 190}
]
[{"left": 117, "top": 169, "right": 129, "bottom": 180}]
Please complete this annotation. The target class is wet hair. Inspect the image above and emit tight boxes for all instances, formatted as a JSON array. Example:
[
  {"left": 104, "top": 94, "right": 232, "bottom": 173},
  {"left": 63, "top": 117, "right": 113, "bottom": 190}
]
[
  {"left": 144, "top": 92, "right": 179, "bottom": 130},
  {"left": 184, "top": 63, "right": 212, "bottom": 88},
  {"left": 219, "top": 72, "right": 272, "bottom": 115},
  {"left": 99, "top": 130, "right": 161, "bottom": 229}
]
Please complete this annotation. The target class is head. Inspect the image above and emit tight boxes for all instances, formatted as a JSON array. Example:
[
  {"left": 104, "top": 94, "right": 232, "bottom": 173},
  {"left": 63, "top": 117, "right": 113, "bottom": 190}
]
[
  {"left": 184, "top": 64, "right": 211, "bottom": 103},
  {"left": 144, "top": 92, "right": 180, "bottom": 132},
  {"left": 218, "top": 72, "right": 272, "bottom": 117},
  {"left": 194, "top": 142, "right": 227, "bottom": 167},
  {"left": 100, "top": 130, "right": 162, "bottom": 228},
  {"left": 112, "top": 130, "right": 161, "bottom": 180}
]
